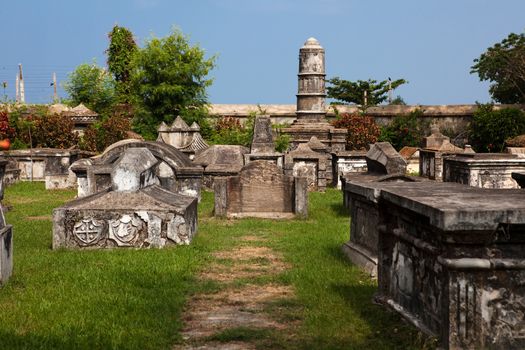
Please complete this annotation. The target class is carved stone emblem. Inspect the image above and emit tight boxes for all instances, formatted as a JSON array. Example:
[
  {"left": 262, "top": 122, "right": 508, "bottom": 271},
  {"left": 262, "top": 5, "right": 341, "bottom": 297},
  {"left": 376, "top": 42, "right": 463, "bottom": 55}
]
[
  {"left": 73, "top": 218, "right": 104, "bottom": 245},
  {"left": 108, "top": 214, "right": 143, "bottom": 246}
]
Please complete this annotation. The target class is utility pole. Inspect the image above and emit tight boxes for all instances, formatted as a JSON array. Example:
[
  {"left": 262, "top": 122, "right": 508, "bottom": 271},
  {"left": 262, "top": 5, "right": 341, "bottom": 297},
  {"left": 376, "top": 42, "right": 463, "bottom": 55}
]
[
  {"left": 387, "top": 77, "right": 392, "bottom": 104},
  {"left": 52, "top": 72, "right": 57, "bottom": 102},
  {"left": 15, "top": 75, "right": 19, "bottom": 103},
  {"left": 18, "top": 64, "right": 25, "bottom": 103}
]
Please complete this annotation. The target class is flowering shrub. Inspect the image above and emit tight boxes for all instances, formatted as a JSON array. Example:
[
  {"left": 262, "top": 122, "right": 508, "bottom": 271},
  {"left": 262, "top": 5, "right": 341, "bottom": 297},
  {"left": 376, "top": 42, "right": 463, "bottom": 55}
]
[
  {"left": 210, "top": 116, "right": 254, "bottom": 146},
  {"left": 30, "top": 114, "right": 79, "bottom": 149},
  {"left": 331, "top": 113, "right": 380, "bottom": 150},
  {"left": 0, "top": 110, "right": 16, "bottom": 140}
]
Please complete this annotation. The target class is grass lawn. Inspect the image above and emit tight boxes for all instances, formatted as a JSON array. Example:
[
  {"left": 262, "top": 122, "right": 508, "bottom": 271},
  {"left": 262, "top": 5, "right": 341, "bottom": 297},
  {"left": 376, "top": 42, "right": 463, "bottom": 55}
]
[{"left": 0, "top": 182, "right": 435, "bottom": 349}]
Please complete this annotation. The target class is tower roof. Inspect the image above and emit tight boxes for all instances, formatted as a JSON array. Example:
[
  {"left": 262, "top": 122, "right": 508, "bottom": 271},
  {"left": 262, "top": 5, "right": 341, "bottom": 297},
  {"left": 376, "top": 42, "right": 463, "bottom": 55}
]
[{"left": 302, "top": 37, "right": 322, "bottom": 48}]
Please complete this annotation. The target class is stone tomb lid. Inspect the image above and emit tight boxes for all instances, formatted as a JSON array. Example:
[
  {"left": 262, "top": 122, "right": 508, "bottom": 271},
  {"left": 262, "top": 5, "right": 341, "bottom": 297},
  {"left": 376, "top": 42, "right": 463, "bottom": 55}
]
[
  {"left": 193, "top": 145, "right": 248, "bottom": 168},
  {"left": 58, "top": 185, "right": 195, "bottom": 212},
  {"left": 344, "top": 180, "right": 525, "bottom": 232}
]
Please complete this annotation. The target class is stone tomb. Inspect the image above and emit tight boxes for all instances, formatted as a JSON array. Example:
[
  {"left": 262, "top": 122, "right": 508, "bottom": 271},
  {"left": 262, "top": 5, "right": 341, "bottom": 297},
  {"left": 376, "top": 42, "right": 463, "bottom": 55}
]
[
  {"left": 418, "top": 126, "right": 466, "bottom": 181},
  {"left": 284, "top": 138, "right": 329, "bottom": 192},
  {"left": 443, "top": 153, "right": 525, "bottom": 189},
  {"left": 70, "top": 139, "right": 203, "bottom": 199},
  {"left": 331, "top": 150, "right": 367, "bottom": 189},
  {"left": 2, "top": 148, "right": 91, "bottom": 189},
  {"left": 345, "top": 180, "right": 525, "bottom": 349},
  {"left": 193, "top": 145, "right": 249, "bottom": 190},
  {"left": 54, "top": 148, "right": 197, "bottom": 249},
  {"left": 157, "top": 116, "right": 209, "bottom": 160},
  {"left": 0, "top": 159, "right": 13, "bottom": 285},
  {"left": 214, "top": 160, "right": 307, "bottom": 219}
]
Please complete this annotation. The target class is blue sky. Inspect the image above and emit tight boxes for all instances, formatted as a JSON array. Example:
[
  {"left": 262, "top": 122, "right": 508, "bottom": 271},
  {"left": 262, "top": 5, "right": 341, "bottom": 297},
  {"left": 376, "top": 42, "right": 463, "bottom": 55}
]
[{"left": 1, "top": 0, "right": 524, "bottom": 105}]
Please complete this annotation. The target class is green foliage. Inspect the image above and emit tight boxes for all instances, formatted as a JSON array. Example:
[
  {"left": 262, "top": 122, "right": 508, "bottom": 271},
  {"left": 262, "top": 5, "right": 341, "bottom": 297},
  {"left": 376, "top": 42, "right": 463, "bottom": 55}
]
[
  {"left": 390, "top": 95, "right": 406, "bottom": 105},
  {"left": 327, "top": 77, "right": 407, "bottom": 106},
  {"left": 80, "top": 114, "right": 131, "bottom": 153},
  {"left": 331, "top": 112, "right": 381, "bottom": 150},
  {"left": 63, "top": 62, "right": 116, "bottom": 114},
  {"left": 131, "top": 29, "right": 215, "bottom": 137},
  {"left": 106, "top": 25, "right": 138, "bottom": 103},
  {"left": 274, "top": 133, "right": 290, "bottom": 152},
  {"left": 468, "top": 103, "right": 525, "bottom": 152},
  {"left": 379, "top": 109, "right": 429, "bottom": 150},
  {"left": 471, "top": 32, "right": 525, "bottom": 103}
]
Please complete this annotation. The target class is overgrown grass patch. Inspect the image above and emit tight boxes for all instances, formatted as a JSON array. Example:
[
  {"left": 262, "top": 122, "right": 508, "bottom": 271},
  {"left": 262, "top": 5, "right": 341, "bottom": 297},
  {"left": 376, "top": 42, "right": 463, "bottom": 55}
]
[{"left": 0, "top": 182, "right": 435, "bottom": 349}]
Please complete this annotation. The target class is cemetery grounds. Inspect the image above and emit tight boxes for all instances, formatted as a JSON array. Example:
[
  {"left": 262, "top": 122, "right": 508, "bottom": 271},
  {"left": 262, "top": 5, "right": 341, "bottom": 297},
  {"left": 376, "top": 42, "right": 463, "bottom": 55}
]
[{"left": 0, "top": 182, "right": 436, "bottom": 349}]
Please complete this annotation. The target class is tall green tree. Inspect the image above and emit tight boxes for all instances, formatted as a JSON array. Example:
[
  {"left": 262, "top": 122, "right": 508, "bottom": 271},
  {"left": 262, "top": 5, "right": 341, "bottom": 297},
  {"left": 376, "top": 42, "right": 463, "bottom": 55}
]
[
  {"left": 131, "top": 29, "right": 215, "bottom": 138},
  {"left": 327, "top": 77, "right": 407, "bottom": 106},
  {"left": 471, "top": 32, "right": 525, "bottom": 103},
  {"left": 63, "top": 62, "right": 116, "bottom": 114},
  {"left": 106, "top": 25, "right": 137, "bottom": 103}
]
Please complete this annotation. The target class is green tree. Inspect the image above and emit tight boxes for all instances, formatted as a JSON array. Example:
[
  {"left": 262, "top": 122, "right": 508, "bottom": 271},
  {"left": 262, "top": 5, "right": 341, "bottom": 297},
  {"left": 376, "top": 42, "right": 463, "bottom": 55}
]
[
  {"left": 327, "top": 77, "right": 407, "bottom": 106},
  {"left": 468, "top": 104, "right": 525, "bottom": 152},
  {"left": 131, "top": 29, "right": 215, "bottom": 139},
  {"left": 378, "top": 109, "right": 429, "bottom": 150},
  {"left": 471, "top": 32, "right": 525, "bottom": 103},
  {"left": 106, "top": 25, "right": 137, "bottom": 103},
  {"left": 63, "top": 62, "right": 116, "bottom": 114}
]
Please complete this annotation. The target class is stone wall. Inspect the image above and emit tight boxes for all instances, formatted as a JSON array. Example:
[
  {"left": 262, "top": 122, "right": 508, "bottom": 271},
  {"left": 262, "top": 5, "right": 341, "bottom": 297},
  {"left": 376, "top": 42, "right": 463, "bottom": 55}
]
[{"left": 208, "top": 104, "right": 525, "bottom": 134}]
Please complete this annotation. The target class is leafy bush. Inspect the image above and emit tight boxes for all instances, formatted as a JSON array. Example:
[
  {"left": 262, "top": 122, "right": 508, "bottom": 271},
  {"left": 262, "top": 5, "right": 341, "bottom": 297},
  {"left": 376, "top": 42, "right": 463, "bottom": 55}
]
[
  {"left": 274, "top": 133, "right": 290, "bottom": 152},
  {"left": 29, "top": 114, "right": 79, "bottom": 149},
  {"left": 468, "top": 104, "right": 525, "bottom": 152},
  {"left": 379, "top": 109, "right": 429, "bottom": 150},
  {"left": 331, "top": 113, "right": 380, "bottom": 150},
  {"left": 80, "top": 115, "right": 131, "bottom": 153}
]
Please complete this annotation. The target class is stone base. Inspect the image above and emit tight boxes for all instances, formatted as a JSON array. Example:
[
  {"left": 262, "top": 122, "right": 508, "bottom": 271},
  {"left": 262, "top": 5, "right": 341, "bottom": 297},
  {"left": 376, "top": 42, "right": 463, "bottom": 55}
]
[
  {"left": 342, "top": 241, "right": 377, "bottom": 278},
  {"left": 282, "top": 124, "right": 346, "bottom": 153},
  {"left": 0, "top": 225, "right": 13, "bottom": 285}
]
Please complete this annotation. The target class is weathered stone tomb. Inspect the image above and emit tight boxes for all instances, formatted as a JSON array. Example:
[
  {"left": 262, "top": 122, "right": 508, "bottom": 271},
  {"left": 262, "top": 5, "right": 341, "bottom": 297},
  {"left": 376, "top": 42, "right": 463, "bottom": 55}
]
[
  {"left": 345, "top": 180, "right": 525, "bottom": 349},
  {"left": 443, "top": 153, "right": 525, "bottom": 189},
  {"left": 2, "top": 148, "right": 91, "bottom": 189},
  {"left": 53, "top": 148, "right": 197, "bottom": 249},
  {"left": 70, "top": 139, "right": 202, "bottom": 199},
  {"left": 193, "top": 145, "right": 249, "bottom": 190},
  {"left": 0, "top": 159, "right": 13, "bottom": 285},
  {"left": 214, "top": 160, "right": 307, "bottom": 219},
  {"left": 157, "top": 116, "right": 209, "bottom": 160},
  {"left": 284, "top": 139, "right": 329, "bottom": 192}
]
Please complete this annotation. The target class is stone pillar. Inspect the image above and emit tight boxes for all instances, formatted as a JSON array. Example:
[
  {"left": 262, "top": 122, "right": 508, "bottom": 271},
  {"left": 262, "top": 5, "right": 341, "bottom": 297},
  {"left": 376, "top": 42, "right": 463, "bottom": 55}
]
[{"left": 296, "top": 37, "right": 326, "bottom": 124}]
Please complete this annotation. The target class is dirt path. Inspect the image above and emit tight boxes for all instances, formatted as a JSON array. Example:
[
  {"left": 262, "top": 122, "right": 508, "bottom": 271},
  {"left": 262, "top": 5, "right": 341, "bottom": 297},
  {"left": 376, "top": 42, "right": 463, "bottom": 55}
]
[{"left": 174, "top": 235, "right": 298, "bottom": 349}]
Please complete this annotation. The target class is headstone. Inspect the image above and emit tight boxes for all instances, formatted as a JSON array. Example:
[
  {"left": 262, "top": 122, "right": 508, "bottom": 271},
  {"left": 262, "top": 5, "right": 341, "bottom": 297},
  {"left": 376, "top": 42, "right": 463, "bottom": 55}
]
[
  {"left": 365, "top": 142, "right": 407, "bottom": 174},
  {"left": 244, "top": 115, "right": 283, "bottom": 167},
  {"left": 53, "top": 148, "right": 198, "bottom": 249},
  {"left": 0, "top": 159, "right": 13, "bottom": 285},
  {"left": 214, "top": 160, "right": 307, "bottom": 219}
]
